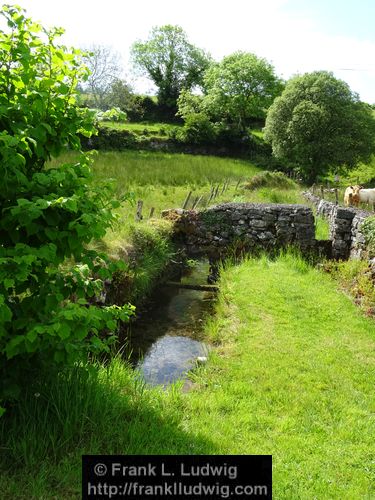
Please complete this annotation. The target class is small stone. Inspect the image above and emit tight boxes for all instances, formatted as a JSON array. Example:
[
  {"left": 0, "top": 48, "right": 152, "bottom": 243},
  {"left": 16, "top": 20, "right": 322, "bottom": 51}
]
[{"left": 196, "top": 356, "right": 208, "bottom": 364}]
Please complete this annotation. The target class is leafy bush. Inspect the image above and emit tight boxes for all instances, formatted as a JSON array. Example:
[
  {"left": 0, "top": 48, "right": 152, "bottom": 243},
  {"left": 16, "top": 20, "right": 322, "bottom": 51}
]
[
  {"left": 128, "top": 95, "right": 161, "bottom": 122},
  {"left": 244, "top": 171, "right": 297, "bottom": 190},
  {"left": 0, "top": 6, "right": 133, "bottom": 414},
  {"left": 101, "top": 107, "right": 127, "bottom": 122},
  {"left": 90, "top": 107, "right": 127, "bottom": 123},
  {"left": 176, "top": 113, "right": 218, "bottom": 144}
]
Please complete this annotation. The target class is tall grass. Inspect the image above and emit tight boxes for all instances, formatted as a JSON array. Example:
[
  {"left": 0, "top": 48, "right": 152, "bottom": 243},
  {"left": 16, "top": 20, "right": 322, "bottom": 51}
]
[
  {"left": 315, "top": 215, "right": 330, "bottom": 240},
  {"left": 49, "top": 150, "right": 260, "bottom": 189}
]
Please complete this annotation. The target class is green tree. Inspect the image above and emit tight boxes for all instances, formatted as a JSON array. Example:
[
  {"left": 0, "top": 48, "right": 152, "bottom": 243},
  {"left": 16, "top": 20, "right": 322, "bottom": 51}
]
[
  {"left": 264, "top": 71, "right": 375, "bottom": 182},
  {"left": 131, "top": 25, "right": 211, "bottom": 116},
  {"left": 104, "top": 78, "right": 138, "bottom": 114},
  {"left": 0, "top": 5, "right": 133, "bottom": 414},
  {"left": 202, "top": 51, "right": 283, "bottom": 132}
]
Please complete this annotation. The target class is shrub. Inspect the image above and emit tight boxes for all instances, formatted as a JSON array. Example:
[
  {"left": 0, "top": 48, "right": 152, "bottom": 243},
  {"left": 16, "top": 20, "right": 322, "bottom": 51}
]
[
  {"left": 101, "top": 107, "right": 127, "bottom": 122},
  {"left": 127, "top": 95, "right": 161, "bottom": 122},
  {"left": 0, "top": 6, "right": 133, "bottom": 414},
  {"left": 177, "top": 113, "right": 218, "bottom": 145},
  {"left": 244, "top": 171, "right": 297, "bottom": 190}
]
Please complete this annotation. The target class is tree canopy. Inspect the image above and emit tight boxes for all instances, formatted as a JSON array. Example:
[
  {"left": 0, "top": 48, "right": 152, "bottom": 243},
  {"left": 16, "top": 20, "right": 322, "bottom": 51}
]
[
  {"left": 202, "top": 51, "right": 284, "bottom": 131},
  {"left": 131, "top": 25, "right": 211, "bottom": 116},
  {"left": 264, "top": 71, "right": 375, "bottom": 182}
]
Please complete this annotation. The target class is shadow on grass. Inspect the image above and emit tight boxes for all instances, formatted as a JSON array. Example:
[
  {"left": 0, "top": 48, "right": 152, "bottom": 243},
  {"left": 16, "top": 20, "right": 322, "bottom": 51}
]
[{"left": 0, "top": 359, "right": 217, "bottom": 497}]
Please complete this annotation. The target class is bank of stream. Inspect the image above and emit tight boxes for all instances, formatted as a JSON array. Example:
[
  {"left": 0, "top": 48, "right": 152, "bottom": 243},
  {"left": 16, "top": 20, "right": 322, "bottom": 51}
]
[{"left": 125, "top": 260, "right": 216, "bottom": 386}]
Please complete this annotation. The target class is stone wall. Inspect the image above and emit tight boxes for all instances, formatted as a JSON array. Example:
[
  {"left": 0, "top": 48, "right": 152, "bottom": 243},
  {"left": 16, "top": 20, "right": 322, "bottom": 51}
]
[
  {"left": 163, "top": 203, "right": 329, "bottom": 259},
  {"left": 303, "top": 191, "right": 372, "bottom": 259}
]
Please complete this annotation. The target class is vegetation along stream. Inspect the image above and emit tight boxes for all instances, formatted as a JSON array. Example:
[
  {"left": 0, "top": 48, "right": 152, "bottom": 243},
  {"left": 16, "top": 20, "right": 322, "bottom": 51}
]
[{"left": 127, "top": 260, "right": 216, "bottom": 386}]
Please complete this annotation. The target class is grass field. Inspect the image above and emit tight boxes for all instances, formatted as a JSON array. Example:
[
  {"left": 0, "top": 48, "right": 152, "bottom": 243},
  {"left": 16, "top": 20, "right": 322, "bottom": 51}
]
[
  {"left": 2, "top": 252, "right": 374, "bottom": 498},
  {"left": 49, "top": 151, "right": 305, "bottom": 254},
  {"left": 99, "top": 121, "right": 180, "bottom": 137}
]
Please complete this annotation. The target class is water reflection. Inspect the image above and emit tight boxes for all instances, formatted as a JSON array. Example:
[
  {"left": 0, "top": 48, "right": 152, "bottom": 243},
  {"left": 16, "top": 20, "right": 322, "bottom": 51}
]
[
  {"left": 138, "top": 335, "right": 209, "bottom": 386},
  {"left": 128, "top": 260, "right": 215, "bottom": 386}
]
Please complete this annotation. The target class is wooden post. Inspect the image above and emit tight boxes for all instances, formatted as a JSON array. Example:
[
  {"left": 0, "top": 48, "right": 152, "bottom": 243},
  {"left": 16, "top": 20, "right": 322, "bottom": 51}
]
[
  {"left": 320, "top": 185, "right": 324, "bottom": 199},
  {"left": 193, "top": 196, "right": 203, "bottom": 209},
  {"left": 335, "top": 188, "right": 338, "bottom": 205},
  {"left": 235, "top": 178, "right": 242, "bottom": 191},
  {"left": 214, "top": 185, "right": 220, "bottom": 199},
  {"left": 149, "top": 207, "right": 155, "bottom": 218},
  {"left": 135, "top": 200, "right": 143, "bottom": 221},
  {"left": 312, "top": 183, "right": 315, "bottom": 195},
  {"left": 221, "top": 183, "right": 226, "bottom": 195},
  {"left": 182, "top": 191, "right": 192, "bottom": 209},
  {"left": 191, "top": 196, "right": 199, "bottom": 209}
]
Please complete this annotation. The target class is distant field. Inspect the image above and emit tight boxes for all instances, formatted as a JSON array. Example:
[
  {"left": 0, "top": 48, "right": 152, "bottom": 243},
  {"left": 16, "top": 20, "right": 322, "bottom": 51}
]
[{"left": 99, "top": 121, "right": 180, "bottom": 137}]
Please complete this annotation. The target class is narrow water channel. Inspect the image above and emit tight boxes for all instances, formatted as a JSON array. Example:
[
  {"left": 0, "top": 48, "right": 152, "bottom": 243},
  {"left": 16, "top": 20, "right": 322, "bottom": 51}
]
[{"left": 127, "top": 260, "right": 215, "bottom": 386}]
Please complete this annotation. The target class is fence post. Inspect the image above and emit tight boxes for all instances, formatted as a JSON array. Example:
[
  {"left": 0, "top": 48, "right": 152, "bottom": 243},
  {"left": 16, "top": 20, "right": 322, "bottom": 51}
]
[
  {"left": 214, "top": 185, "right": 220, "bottom": 199},
  {"left": 149, "top": 207, "right": 155, "bottom": 218},
  {"left": 192, "top": 196, "right": 203, "bottom": 209},
  {"left": 235, "top": 178, "right": 242, "bottom": 191},
  {"left": 191, "top": 196, "right": 199, "bottom": 209},
  {"left": 320, "top": 185, "right": 324, "bottom": 199},
  {"left": 182, "top": 191, "right": 192, "bottom": 209},
  {"left": 135, "top": 200, "right": 143, "bottom": 221},
  {"left": 335, "top": 188, "right": 338, "bottom": 205}
]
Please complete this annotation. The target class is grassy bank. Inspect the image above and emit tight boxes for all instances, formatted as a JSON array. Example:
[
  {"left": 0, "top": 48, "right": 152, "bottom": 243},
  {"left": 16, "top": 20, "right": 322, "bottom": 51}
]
[
  {"left": 2, "top": 252, "right": 374, "bottom": 498},
  {"left": 183, "top": 253, "right": 375, "bottom": 498}
]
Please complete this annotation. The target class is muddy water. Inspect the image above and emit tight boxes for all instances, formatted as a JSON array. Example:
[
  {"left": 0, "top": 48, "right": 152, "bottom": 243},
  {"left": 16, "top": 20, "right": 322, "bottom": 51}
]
[{"left": 127, "top": 260, "right": 215, "bottom": 386}]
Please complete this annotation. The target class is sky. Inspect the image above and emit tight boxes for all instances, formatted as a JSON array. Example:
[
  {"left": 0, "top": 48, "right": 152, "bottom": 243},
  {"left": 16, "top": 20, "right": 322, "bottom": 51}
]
[{"left": 6, "top": 0, "right": 375, "bottom": 103}]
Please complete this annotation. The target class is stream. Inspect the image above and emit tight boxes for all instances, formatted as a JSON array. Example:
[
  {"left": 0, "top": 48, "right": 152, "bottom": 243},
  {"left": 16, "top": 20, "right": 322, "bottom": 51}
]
[{"left": 126, "top": 260, "right": 215, "bottom": 386}]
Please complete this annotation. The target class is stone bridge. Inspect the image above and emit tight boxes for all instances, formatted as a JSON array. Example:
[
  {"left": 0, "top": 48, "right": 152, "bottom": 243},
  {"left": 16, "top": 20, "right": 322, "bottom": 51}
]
[{"left": 163, "top": 200, "right": 372, "bottom": 261}]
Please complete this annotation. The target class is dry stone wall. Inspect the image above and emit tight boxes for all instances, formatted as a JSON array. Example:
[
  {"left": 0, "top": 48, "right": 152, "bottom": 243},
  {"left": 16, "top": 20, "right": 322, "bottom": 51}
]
[
  {"left": 163, "top": 203, "right": 330, "bottom": 259},
  {"left": 303, "top": 191, "right": 372, "bottom": 259}
]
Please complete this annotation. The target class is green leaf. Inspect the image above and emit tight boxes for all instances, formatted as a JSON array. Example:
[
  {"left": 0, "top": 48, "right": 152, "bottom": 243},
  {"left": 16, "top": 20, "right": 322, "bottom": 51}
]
[
  {"left": 26, "top": 329, "right": 38, "bottom": 343},
  {"left": 57, "top": 322, "right": 71, "bottom": 340},
  {"left": 6, "top": 335, "right": 25, "bottom": 359},
  {"left": 106, "top": 320, "right": 117, "bottom": 331},
  {"left": 3, "top": 279, "right": 14, "bottom": 289}
]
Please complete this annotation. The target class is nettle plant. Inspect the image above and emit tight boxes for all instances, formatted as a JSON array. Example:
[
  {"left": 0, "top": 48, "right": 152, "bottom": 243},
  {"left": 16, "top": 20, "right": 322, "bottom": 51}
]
[{"left": 0, "top": 5, "right": 134, "bottom": 414}]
